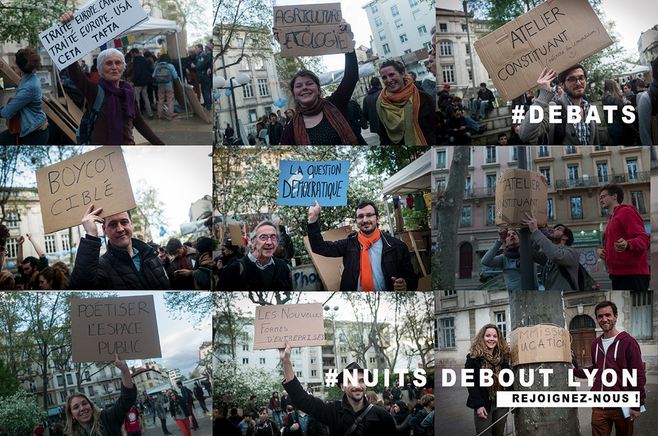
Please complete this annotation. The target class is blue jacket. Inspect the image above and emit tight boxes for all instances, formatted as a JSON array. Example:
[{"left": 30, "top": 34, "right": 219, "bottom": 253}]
[
  {"left": 0, "top": 73, "right": 47, "bottom": 137},
  {"left": 152, "top": 62, "right": 178, "bottom": 88}
]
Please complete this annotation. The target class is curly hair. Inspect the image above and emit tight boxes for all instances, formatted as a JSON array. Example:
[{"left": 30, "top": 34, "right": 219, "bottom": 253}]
[
  {"left": 40, "top": 266, "right": 69, "bottom": 290},
  {"left": 469, "top": 324, "right": 509, "bottom": 361}
]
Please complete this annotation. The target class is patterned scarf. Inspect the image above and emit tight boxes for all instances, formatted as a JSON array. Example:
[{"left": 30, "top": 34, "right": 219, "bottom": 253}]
[
  {"left": 98, "top": 78, "right": 136, "bottom": 145},
  {"left": 357, "top": 228, "right": 381, "bottom": 291},
  {"left": 377, "top": 78, "right": 427, "bottom": 145},
  {"left": 293, "top": 97, "right": 358, "bottom": 145},
  {"left": 480, "top": 350, "right": 505, "bottom": 401}
]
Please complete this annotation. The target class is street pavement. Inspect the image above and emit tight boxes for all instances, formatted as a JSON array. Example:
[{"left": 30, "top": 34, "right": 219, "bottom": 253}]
[
  {"left": 436, "top": 366, "right": 657, "bottom": 435},
  {"left": 143, "top": 407, "right": 212, "bottom": 436},
  {"left": 143, "top": 108, "right": 213, "bottom": 145}
]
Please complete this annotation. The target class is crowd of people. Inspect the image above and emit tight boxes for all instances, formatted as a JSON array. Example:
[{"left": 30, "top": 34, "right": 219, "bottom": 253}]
[{"left": 216, "top": 355, "right": 435, "bottom": 436}]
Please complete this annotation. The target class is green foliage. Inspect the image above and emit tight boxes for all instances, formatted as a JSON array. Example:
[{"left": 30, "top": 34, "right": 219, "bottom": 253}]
[
  {"left": 0, "top": 359, "right": 19, "bottom": 397},
  {"left": 0, "top": 0, "right": 69, "bottom": 47},
  {"left": 362, "top": 146, "right": 430, "bottom": 178},
  {"left": 400, "top": 207, "right": 430, "bottom": 231},
  {"left": 132, "top": 182, "right": 167, "bottom": 242},
  {"left": 214, "top": 359, "right": 281, "bottom": 410},
  {"left": 0, "top": 389, "right": 47, "bottom": 435},
  {"left": 163, "top": 291, "right": 212, "bottom": 326},
  {"left": 274, "top": 54, "right": 326, "bottom": 101}
]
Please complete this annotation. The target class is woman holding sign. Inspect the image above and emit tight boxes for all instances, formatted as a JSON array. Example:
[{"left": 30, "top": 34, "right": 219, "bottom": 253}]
[
  {"left": 0, "top": 48, "right": 49, "bottom": 145},
  {"left": 465, "top": 324, "right": 510, "bottom": 436},
  {"left": 279, "top": 19, "right": 359, "bottom": 145},
  {"left": 65, "top": 353, "right": 136, "bottom": 436},
  {"left": 58, "top": 12, "right": 165, "bottom": 145}
]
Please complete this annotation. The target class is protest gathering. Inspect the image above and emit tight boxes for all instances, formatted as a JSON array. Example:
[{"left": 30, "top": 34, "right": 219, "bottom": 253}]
[{"left": 436, "top": 0, "right": 658, "bottom": 145}]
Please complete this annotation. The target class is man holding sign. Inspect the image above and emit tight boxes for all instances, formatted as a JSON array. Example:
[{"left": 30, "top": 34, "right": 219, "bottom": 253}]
[
  {"left": 307, "top": 200, "right": 417, "bottom": 291},
  {"left": 218, "top": 220, "right": 292, "bottom": 291},
  {"left": 69, "top": 205, "right": 170, "bottom": 289}
]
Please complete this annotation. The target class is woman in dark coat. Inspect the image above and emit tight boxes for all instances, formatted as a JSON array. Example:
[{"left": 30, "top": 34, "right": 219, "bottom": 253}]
[
  {"left": 392, "top": 400, "right": 412, "bottom": 435},
  {"left": 65, "top": 354, "right": 136, "bottom": 436},
  {"left": 465, "top": 324, "right": 511, "bottom": 436}
]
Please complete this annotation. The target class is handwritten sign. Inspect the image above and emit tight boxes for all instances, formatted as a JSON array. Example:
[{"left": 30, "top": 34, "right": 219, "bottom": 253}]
[
  {"left": 473, "top": 0, "right": 613, "bottom": 102},
  {"left": 70, "top": 295, "right": 162, "bottom": 362},
  {"left": 253, "top": 303, "right": 325, "bottom": 350},
  {"left": 273, "top": 3, "right": 355, "bottom": 58},
  {"left": 495, "top": 169, "right": 547, "bottom": 228},
  {"left": 277, "top": 160, "right": 350, "bottom": 207},
  {"left": 35, "top": 146, "right": 136, "bottom": 234},
  {"left": 510, "top": 324, "right": 571, "bottom": 366},
  {"left": 39, "top": 0, "right": 148, "bottom": 70}
]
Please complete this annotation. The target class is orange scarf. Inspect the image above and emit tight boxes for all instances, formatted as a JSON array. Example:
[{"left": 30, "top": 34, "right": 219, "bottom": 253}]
[
  {"left": 357, "top": 228, "right": 381, "bottom": 291},
  {"left": 378, "top": 78, "right": 427, "bottom": 145}
]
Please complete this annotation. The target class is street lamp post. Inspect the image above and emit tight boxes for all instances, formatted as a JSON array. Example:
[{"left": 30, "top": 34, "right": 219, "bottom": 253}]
[
  {"left": 323, "top": 305, "right": 340, "bottom": 373},
  {"left": 213, "top": 73, "right": 251, "bottom": 144}
]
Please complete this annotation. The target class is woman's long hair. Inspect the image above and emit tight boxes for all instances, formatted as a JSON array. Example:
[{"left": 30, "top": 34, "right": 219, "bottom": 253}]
[
  {"left": 66, "top": 392, "right": 103, "bottom": 436},
  {"left": 602, "top": 79, "right": 624, "bottom": 104},
  {"left": 469, "top": 324, "right": 509, "bottom": 361},
  {"left": 40, "top": 266, "right": 68, "bottom": 289}
]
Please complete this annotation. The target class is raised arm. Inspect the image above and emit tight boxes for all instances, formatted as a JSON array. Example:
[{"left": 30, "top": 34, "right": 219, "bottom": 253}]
[
  {"left": 114, "top": 353, "right": 133, "bottom": 388},
  {"left": 26, "top": 233, "right": 46, "bottom": 258},
  {"left": 306, "top": 201, "right": 348, "bottom": 258}
]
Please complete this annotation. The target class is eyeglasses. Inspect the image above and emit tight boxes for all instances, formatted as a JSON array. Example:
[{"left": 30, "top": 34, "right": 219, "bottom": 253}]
[
  {"left": 258, "top": 235, "right": 278, "bottom": 242},
  {"left": 599, "top": 194, "right": 613, "bottom": 200},
  {"left": 356, "top": 213, "right": 377, "bottom": 221},
  {"left": 566, "top": 76, "right": 586, "bottom": 84}
]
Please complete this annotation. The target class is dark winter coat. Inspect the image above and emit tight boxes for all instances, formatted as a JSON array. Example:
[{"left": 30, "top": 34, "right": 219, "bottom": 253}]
[
  {"left": 362, "top": 87, "right": 382, "bottom": 133},
  {"left": 465, "top": 353, "right": 511, "bottom": 413},
  {"left": 307, "top": 221, "right": 417, "bottom": 291},
  {"left": 165, "top": 246, "right": 200, "bottom": 289},
  {"left": 282, "top": 411, "right": 324, "bottom": 436},
  {"left": 218, "top": 255, "right": 292, "bottom": 291},
  {"left": 278, "top": 233, "right": 294, "bottom": 260},
  {"left": 283, "top": 376, "right": 396, "bottom": 436},
  {"left": 69, "top": 235, "right": 170, "bottom": 290},
  {"left": 170, "top": 396, "right": 191, "bottom": 419},
  {"left": 131, "top": 55, "right": 153, "bottom": 87},
  {"left": 268, "top": 121, "right": 284, "bottom": 145}
]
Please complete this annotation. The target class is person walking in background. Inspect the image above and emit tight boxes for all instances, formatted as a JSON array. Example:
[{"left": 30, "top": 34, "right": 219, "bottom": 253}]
[
  {"left": 153, "top": 397, "right": 173, "bottom": 435},
  {"left": 194, "top": 382, "right": 208, "bottom": 414},
  {"left": 169, "top": 390, "right": 192, "bottom": 436},
  {"left": 269, "top": 391, "right": 283, "bottom": 427},
  {"left": 152, "top": 53, "right": 179, "bottom": 122},
  {"left": 176, "top": 381, "right": 199, "bottom": 430}
]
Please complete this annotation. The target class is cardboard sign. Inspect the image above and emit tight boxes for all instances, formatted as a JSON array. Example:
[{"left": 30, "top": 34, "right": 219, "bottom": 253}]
[
  {"left": 228, "top": 224, "right": 245, "bottom": 247},
  {"left": 277, "top": 160, "right": 350, "bottom": 207},
  {"left": 70, "top": 295, "right": 162, "bottom": 362},
  {"left": 273, "top": 3, "right": 355, "bottom": 58},
  {"left": 39, "top": 0, "right": 148, "bottom": 70},
  {"left": 303, "top": 226, "right": 352, "bottom": 291},
  {"left": 473, "top": 0, "right": 613, "bottom": 102},
  {"left": 253, "top": 303, "right": 325, "bottom": 350},
  {"left": 35, "top": 146, "right": 136, "bottom": 234},
  {"left": 510, "top": 324, "right": 571, "bottom": 366},
  {"left": 495, "top": 169, "right": 547, "bottom": 228}
]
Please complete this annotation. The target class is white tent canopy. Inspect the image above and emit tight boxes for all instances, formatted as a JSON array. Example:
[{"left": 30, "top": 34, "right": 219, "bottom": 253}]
[
  {"left": 117, "top": 17, "right": 180, "bottom": 42},
  {"left": 383, "top": 150, "right": 431, "bottom": 196}
]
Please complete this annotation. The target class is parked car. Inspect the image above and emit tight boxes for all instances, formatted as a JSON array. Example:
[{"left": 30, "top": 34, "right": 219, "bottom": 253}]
[{"left": 479, "top": 267, "right": 503, "bottom": 283}]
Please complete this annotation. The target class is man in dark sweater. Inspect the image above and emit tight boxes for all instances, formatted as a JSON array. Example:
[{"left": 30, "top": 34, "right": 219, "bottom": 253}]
[
  {"left": 471, "top": 82, "right": 495, "bottom": 120},
  {"left": 444, "top": 107, "right": 471, "bottom": 144}
]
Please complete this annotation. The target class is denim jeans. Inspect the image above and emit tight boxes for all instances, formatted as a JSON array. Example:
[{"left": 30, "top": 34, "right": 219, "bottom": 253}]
[
  {"left": 0, "top": 126, "right": 49, "bottom": 145},
  {"left": 463, "top": 115, "right": 481, "bottom": 132},
  {"left": 471, "top": 99, "right": 492, "bottom": 118}
]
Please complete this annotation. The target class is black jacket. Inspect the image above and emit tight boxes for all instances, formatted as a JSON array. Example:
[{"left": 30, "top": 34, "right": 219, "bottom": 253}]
[
  {"left": 131, "top": 55, "right": 153, "bottom": 87},
  {"left": 70, "top": 236, "right": 170, "bottom": 290},
  {"left": 465, "top": 353, "right": 511, "bottom": 413},
  {"left": 362, "top": 88, "right": 382, "bottom": 133},
  {"left": 283, "top": 376, "right": 396, "bottom": 436},
  {"left": 307, "top": 221, "right": 417, "bottom": 291},
  {"left": 279, "top": 233, "right": 295, "bottom": 260},
  {"left": 170, "top": 396, "right": 191, "bottom": 419},
  {"left": 218, "top": 255, "right": 292, "bottom": 291},
  {"left": 282, "top": 410, "right": 324, "bottom": 436}
]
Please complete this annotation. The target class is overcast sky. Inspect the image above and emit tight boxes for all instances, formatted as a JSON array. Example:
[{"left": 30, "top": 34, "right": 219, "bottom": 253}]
[{"left": 438, "top": 0, "right": 656, "bottom": 63}]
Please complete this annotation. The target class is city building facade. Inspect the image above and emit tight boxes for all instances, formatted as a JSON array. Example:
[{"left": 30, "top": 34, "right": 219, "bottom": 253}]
[{"left": 638, "top": 25, "right": 658, "bottom": 65}]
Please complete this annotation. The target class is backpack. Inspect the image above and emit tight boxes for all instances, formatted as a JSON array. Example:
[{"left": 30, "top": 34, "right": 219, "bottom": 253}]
[
  {"left": 558, "top": 263, "right": 595, "bottom": 291},
  {"left": 77, "top": 86, "right": 105, "bottom": 145},
  {"left": 155, "top": 63, "right": 173, "bottom": 83}
]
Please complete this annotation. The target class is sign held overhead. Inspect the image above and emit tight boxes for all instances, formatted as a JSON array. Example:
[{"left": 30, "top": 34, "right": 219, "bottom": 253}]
[
  {"left": 277, "top": 160, "right": 350, "bottom": 207},
  {"left": 474, "top": 0, "right": 613, "bottom": 102},
  {"left": 495, "top": 169, "right": 547, "bottom": 228},
  {"left": 70, "top": 295, "right": 162, "bottom": 362},
  {"left": 273, "top": 3, "right": 355, "bottom": 57},
  {"left": 253, "top": 303, "right": 326, "bottom": 350},
  {"left": 39, "top": 0, "right": 148, "bottom": 70},
  {"left": 35, "top": 146, "right": 136, "bottom": 234}
]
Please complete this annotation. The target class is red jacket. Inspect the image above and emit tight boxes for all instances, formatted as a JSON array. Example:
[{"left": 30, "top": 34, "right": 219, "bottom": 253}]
[
  {"left": 604, "top": 204, "right": 649, "bottom": 275},
  {"left": 573, "top": 331, "right": 646, "bottom": 410}
]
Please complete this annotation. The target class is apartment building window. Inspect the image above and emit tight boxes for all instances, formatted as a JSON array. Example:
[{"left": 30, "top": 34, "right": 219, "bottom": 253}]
[
  {"left": 510, "top": 146, "right": 517, "bottom": 161},
  {"left": 260, "top": 358, "right": 266, "bottom": 364},
  {"left": 461, "top": 205, "right": 472, "bottom": 227},
  {"left": 409, "top": 0, "right": 418, "bottom": 6},
  {"left": 253, "top": 58, "right": 264, "bottom": 70},
  {"left": 465, "top": 176, "right": 472, "bottom": 193},
  {"left": 391, "top": 5, "right": 399, "bottom": 16},
  {"left": 437, "top": 179, "right": 446, "bottom": 193},
  {"left": 6, "top": 211, "right": 19, "bottom": 227},
  {"left": 61, "top": 234, "right": 70, "bottom": 251},
  {"left": 59, "top": 391, "right": 67, "bottom": 403},
  {"left": 243, "top": 81, "right": 254, "bottom": 98},
  {"left": 597, "top": 162, "right": 609, "bottom": 183},
  {"left": 486, "top": 204, "right": 495, "bottom": 226},
  {"left": 439, "top": 41, "right": 452, "bottom": 56},
  {"left": 568, "top": 164, "right": 580, "bottom": 187},
  {"left": 341, "top": 356, "right": 348, "bottom": 364},
  {"left": 440, "top": 23, "right": 448, "bottom": 32},
  {"left": 399, "top": 33, "right": 408, "bottom": 43},
  {"left": 418, "top": 25, "right": 427, "bottom": 36},
  {"left": 571, "top": 197, "right": 583, "bottom": 219},
  {"left": 566, "top": 146, "right": 577, "bottom": 154},
  {"left": 66, "top": 374, "right": 73, "bottom": 385},
  {"left": 375, "top": 16, "right": 382, "bottom": 27},
  {"left": 242, "top": 358, "right": 249, "bottom": 364},
  {"left": 486, "top": 174, "right": 496, "bottom": 195},
  {"left": 395, "top": 19, "right": 403, "bottom": 28},
  {"left": 539, "top": 167, "right": 551, "bottom": 187},
  {"left": 437, "top": 150, "right": 446, "bottom": 168},
  {"left": 486, "top": 146, "right": 496, "bottom": 163},
  {"left": 444, "top": 290, "right": 456, "bottom": 296},
  {"left": 257, "top": 79, "right": 269, "bottom": 97},
  {"left": 404, "top": 49, "right": 412, "bottom": 54},
  {"left": 5, "top": 238, "right": 17, "bottom": 259},
  {"left": 57, "top": 374, "right": 64, "bottom": 387},
  {"left": 311, "top": 370, "right": 317, "bottom": 377},
  {"left": 237, "top": 37, "right": 244, "bottom": 47},
  {"left": 631, "top": 191, "right": 645, "bottom": 214},
  {"left": 442, "top": 66, "right": 455, "bottom": 83},
  {"left": 627, "top": 158, "right": 639, "bottom": 181},
  {"left": 88, "top": 386, "right": 94, "bottom": 396},
  {"left": 465, "top": 44, "right": 470, "bottom": 55},
  {"left": 412, "top": 9, "right": 422, "bottom": 20},
  {"left": 462, "top": 23, "right": 468, "bottom": 32},
  {"left": 242, "top": 344, "right": 249, "bottom": 351},
  {"left": 371, "top": 5, "right": 378, "bottom": 13},
  {"left": 594, "top": 145, "right": 606, "bottom": 151},
  {"left": 310, "top": 357, "right": 316, "bottom": 364},
  {"left": 379, "top": 29, "right": 386, "bottom": 40},
  {"left": 631, "top": 291, "right": 653, "bottom": 339},
  {"left": 496, "top": 312, "right": 507, "bottom": 340},
  {"left": 239, "top": 58, "right": 249, "bottom": 70},
  {"left": 296, "top": 371, "right": 303, "bottom": 378},
  {"left": 538, "top": 146, "right": 549, "bottom": 157},
  {"left": 424, "top": 41, "right": 433, "bottom": 51},
  {"left": 47, "top": 394, "right": 53, "bottom": 406},
  {"left": 441, "top": 318, "right": 455, "bottom": 348},
  {"left": 547, "top": 198, "right": 554, "bottom": 221},
  {"left": 382, "top": 43, "right": 390, "bottom": 54},
  {"left": 44, "top": 235, "right": 56, "bottom": 253}
]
